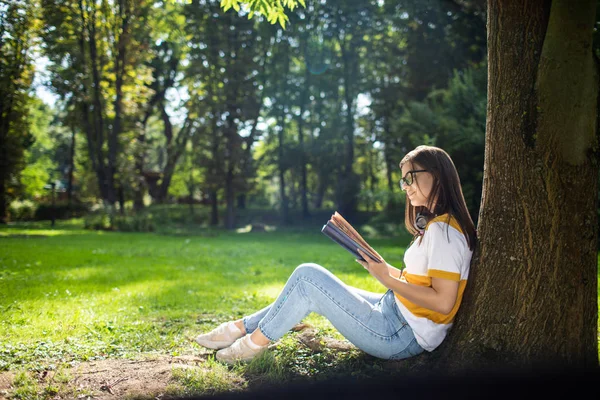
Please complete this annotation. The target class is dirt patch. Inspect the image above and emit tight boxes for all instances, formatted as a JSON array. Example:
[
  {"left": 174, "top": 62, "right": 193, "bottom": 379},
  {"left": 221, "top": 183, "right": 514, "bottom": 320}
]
[
  {"left": 0, "top": 325, "right": 360, "bottom": 399},
  {"left": 72, "top": 354, "right": 212, "bottom": 399},
  {"left": 0, "top": 353, "right": 213, "bottom": 400},
  {"left": 0, "top": 372, "right": 15, "bottom": 400}
]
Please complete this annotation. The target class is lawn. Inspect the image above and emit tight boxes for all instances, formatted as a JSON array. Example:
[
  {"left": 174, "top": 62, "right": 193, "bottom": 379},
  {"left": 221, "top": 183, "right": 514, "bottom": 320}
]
[{"left": 0, "top": 217, "right": 415, "bottom": 399}]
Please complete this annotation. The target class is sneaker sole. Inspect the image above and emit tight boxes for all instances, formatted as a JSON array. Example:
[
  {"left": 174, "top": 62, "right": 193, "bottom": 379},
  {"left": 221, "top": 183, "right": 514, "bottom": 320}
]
[
  {"left": 216, "top": 354, "right": 255, "bottom": 364},
  {"left": 216, "top": 349, "right": 267, "bottom": 364},
  {"left": 194, "top": 338, "right": 234, "bottom": 350}
]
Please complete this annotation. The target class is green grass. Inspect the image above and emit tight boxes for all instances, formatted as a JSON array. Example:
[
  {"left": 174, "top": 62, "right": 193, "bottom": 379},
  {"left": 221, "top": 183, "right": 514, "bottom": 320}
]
[
  {"left": 1, "top": 216, "right": 599, "bottom": 397},
  {"left": 0, "top": 217, "right": 411, "bottom": 395},
  {"left": 166, "top": 356, "right": 248, "bottom": 397}
]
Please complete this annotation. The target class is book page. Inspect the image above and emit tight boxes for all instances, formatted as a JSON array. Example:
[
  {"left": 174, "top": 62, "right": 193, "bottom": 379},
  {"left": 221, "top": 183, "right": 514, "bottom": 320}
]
[{"left": 330, "top": 212, "right": 383, "bottom": 262}]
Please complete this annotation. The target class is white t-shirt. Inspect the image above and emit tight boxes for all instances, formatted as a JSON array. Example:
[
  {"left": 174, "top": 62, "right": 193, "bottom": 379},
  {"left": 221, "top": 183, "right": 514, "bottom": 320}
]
[{"left": 394, "top": 213, "right": 473, "bottom": 351}]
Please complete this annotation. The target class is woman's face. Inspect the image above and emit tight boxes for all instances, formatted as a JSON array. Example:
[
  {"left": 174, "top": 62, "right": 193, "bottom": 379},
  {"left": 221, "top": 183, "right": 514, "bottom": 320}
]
[{"left": 400, "top": 162, "right": 436, "bottom": 211}]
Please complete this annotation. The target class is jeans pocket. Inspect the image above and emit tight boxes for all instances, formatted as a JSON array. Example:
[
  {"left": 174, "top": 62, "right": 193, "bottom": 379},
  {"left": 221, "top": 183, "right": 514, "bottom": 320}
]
[{"left": 389, "top": 337, "right": 424, "bottom": 360}]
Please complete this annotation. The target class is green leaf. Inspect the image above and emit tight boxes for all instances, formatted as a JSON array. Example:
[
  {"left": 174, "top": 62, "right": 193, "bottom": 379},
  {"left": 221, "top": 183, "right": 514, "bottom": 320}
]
[
  {"left": 221, "top": 0, "right": 232, "bottom": 12},
  {"left": 279, "top": 13, "right": 286, "bottom": 29}
]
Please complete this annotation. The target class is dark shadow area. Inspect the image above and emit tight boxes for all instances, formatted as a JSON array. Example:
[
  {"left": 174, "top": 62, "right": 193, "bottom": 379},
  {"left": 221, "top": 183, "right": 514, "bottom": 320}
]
[{"left": 185, "top": 363, "right": 600, "bottom": 400}]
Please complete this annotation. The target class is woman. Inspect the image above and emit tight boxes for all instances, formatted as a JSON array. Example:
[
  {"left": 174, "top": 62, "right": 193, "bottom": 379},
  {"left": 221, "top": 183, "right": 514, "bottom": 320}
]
[{"left": 195, "top": 145, "right": 477, "bottom": 364}]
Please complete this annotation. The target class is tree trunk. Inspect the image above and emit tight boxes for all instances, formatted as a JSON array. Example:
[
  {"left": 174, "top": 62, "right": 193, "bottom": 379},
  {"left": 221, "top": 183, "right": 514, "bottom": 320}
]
[
  {"left": 298, "top": 43, "right": 311, "bottom": 219},
  {"left": 208, "top": 104, "right": 220, "bottom": 227},
  {"left": 237, "top": 193, "right": 246, "bottom": 209},
  {"left": 117, "top": 184, "right": 125, "bottom": 216},
  {"left": 133, "top": 118, "right": 148, "bottom": 212},
  {"left": 338, "top": 34, "right": 359, "bottom": 219},
  {"left": 67, "top": 124, "right": 76, "bottom": 207},
  {"left": 156, "top": 108, "right": 190, "bottom": 204},
  {"left": 224, "top": 119, "right": 236, "bottom": 229},
  {"left": 88, "top": 5, "right": 114, "bottom": 205},
  {"left": 383, "top": 118, "right": 396, "bottom": 212},
  {"left": 341, "top": 37, "right": 356, "bottom": 179},
  {"left": 278, "top": 42, "right": 291, "bottom": 225},
  {"left": 77, "top": 0, "right": 104, "bottom": 203},
  {"left": 186, "top": 168, "right": 195, "bottom": 216},
  {"left": 278, "top": 126, "right": 290, "bottom": 224},
  {"left": 0, "top": 172, "right": 5, "bottom": 224},
  {"left": 431, "top": 0, "right": 599, "bottom": 370},
  {"left": 111, "top": 0, "right": 129, "bottom": 211},
  {"left": 210, "top": 189, "right": 219, "bottom": 226},
  {"left": 313, "top": 175, "right": 327, "bottom": 210}
]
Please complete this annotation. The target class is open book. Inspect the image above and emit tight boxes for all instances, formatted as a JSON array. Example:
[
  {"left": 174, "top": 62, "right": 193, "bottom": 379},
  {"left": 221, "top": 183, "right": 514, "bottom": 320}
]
[{"left": 321, "top": 211, "right": 383, "bottom": 263}]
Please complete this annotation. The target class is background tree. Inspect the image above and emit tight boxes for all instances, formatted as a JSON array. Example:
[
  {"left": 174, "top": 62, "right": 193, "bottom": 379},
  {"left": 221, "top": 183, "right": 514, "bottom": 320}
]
[
  {"left": 40, "top": 0, "right": 157, "bottom": 219},
  {"left": 0, "top": 0, "right": 39, "bottom": 223}
]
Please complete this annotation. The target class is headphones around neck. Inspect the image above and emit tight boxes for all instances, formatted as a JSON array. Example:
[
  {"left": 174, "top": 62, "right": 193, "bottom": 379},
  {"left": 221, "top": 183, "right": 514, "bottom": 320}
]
[{"left": 414, "top": 210, "right": 437, "bottom": 235}]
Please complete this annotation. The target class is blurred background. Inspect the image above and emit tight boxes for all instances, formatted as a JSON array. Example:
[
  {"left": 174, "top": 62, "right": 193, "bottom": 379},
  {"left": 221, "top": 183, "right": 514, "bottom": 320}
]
[{"left": 1, "top": 0, "right": 489, "bottom": 235}]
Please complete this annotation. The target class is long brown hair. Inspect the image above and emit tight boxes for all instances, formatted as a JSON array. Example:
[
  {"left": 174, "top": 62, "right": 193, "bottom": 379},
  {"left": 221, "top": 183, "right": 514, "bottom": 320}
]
[{"left": 400, "top": 145, "right": 477, "bottom": 251}]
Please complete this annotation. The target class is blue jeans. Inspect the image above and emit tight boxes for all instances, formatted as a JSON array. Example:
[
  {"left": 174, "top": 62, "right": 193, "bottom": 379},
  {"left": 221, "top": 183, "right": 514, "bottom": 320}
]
[{"left": 242, "top": 262, "right": 424, "bottom": 360}]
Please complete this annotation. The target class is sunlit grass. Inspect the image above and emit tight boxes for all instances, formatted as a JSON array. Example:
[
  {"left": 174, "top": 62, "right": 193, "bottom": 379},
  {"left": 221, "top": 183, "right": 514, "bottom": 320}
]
[
  {"left": 0, "top": 218, "right": 410, "bottom": 373},
  {"left": 2, "top": 218, "right": 598, "bottom": 396}
]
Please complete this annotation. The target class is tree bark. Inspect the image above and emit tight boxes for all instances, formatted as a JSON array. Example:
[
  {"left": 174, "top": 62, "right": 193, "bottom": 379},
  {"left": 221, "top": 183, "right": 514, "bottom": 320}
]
[
  {"left": 383, "top": 117, "right": 396, "bottom": 211},
  {"left": 278, "top": 40, "right": 291, "bottom": 225},
  {"left": 313, "top": 175, "right": 327, "bottom": 210},
  {"left": 156, "top": 109, "right": 190, "bottom": 203},
  {"left": 77, "top": 0, "right": 103, "bottom": 202},
  {"left": 209, "top": 119, "right": 220, "bottom": 226},
  {"left": 111, "top": 0, "right": 130, "bottom": 210},
  {"left": 278, "top": 116, "right": 290, "bottom": 224},
  {"left": 429, "top": 0, "right": 599, "bottom": 370},
  {"left": 298, "top": 36, "right": 311, "bottom": 219},
  {"left": 88, "top": 3, "right": 113, "bottom": 204},
  {"left": 210, "top": 189, "right": 219, "bottom": 226},
  {"left": 67, "top": 123, "right": 76, "bottom": 206}
]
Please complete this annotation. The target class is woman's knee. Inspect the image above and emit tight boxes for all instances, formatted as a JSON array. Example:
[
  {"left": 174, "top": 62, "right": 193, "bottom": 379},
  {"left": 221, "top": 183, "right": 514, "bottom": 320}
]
[{"left": 293, "top": 262, "right": 328, "bottom": 279}]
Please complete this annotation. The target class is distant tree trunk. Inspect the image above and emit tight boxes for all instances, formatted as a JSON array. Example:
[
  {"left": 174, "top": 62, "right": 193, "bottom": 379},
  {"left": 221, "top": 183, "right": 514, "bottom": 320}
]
[
  {"left": 224, "top": 153, "right": 235, "bottom": 229},
  {"left": 278, "top": 42, "right": 291, "bottom": 225},
  {"left": 133, "top": 147, "right": 145, "bottom": 211},
  {"left": 111, "top": 0, "right": 130, "bottom": 212},
  {"left": 210, "top": 190, "right": 219, "bottom": 226},
  {"left": 88, "top": 3, "right": 114, "bottom": 206},
  {"left": 156, "top": 108, "right": 190, "bottom": 204},
  {"left": 278, "top": 124, "right": 290, "bottom": 224},
  {"left": 313, "top": 175, "right": 327, "bottom": 210},
  {"left": 338, "top": 34, "right": 359, "bottom": 219},
  {"left": 186, "top": 167, "right": 195, "bottom": 216},
  {"left": 430, "top": 0, "right": 599, "bottom": 369},
  {"left": 368, "top": 138, "right": 377, "bottom": 213},
  {"left": 289, "top": 169, "right": 297, "bottom": 210},
  {"left": 117, "top": 184, "right": 125, "bottom": 216},
  {"left": 0, "top": 169, "right": 5, "bottom": 224},
  {"left": 67, "top": 124, "right": 76, "bottom": 206},
  {"left": 298, "top": 43, "right": 311, "bottom": 219},
  {"left": 224, "top": 115, "right": 237, "bottom": 229},
  {"left": 383, "top": 118, "right": 396, "bottom": 212},
  {"left": 209, "top": 108, "right": 220, "bottom": 227},
  {"left": 340, "top": 36, "right": 356, "bottom": 180},
  {"left": 297, "top": 110, "right": 309, "bottom": 217},
  {"left": 237, "top": 194, "right": 246, "bottom": 209}
]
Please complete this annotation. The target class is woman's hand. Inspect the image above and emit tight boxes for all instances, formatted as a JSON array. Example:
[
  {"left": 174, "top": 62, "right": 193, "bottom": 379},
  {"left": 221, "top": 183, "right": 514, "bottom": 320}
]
[{"left": 355, "top": 248, "right": 392, "bottom": 286}]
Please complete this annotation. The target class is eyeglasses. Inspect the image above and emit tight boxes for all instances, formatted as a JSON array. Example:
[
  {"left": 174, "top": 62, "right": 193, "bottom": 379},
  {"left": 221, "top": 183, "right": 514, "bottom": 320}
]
[{"left": 399, "top": 169, "right": 428, "bottom": 190}]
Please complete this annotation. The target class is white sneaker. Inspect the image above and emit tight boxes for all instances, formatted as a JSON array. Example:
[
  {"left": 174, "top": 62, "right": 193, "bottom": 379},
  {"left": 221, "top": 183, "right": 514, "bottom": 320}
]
[
  {"left": 215, "top": 335, "right": 268, "bottom": 364},
  {"left": 194, "top": 322, "right": 244, "bottom": 350}
]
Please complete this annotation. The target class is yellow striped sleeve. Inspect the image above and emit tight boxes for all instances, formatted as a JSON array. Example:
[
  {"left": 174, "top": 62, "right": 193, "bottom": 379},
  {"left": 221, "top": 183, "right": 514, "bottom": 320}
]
[
  {"left": 427, "top": 269, "right": 461, "bottom": 281},
  {"left": 404, "top": 272, "right": 432, "bottom": 286},
  {"left": 394, "top": 279, "right": 468, "bottom": 324}
]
